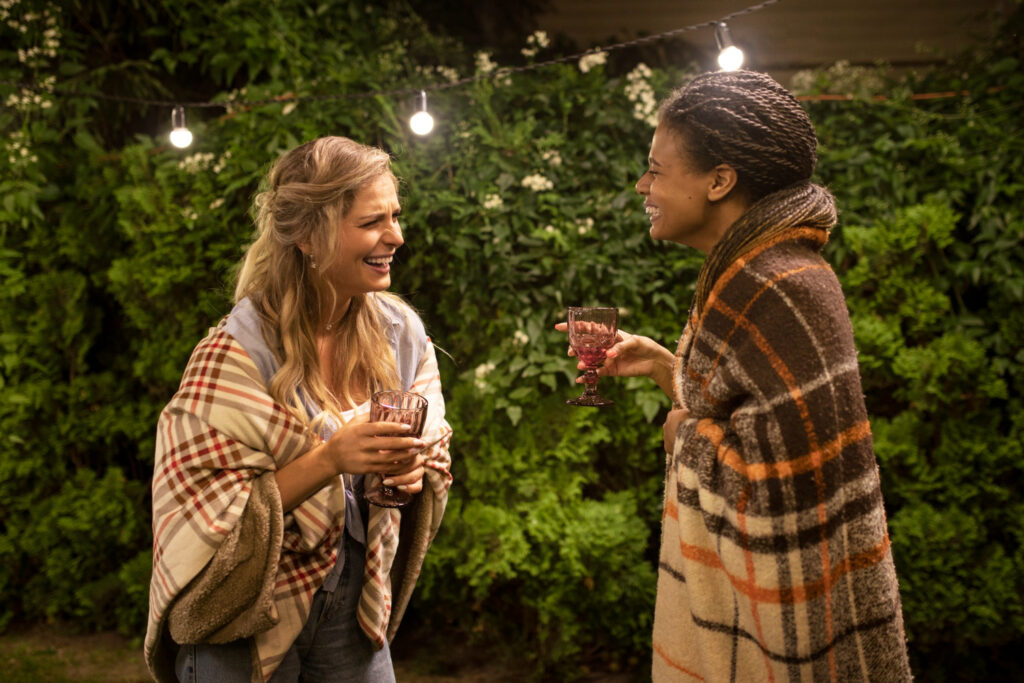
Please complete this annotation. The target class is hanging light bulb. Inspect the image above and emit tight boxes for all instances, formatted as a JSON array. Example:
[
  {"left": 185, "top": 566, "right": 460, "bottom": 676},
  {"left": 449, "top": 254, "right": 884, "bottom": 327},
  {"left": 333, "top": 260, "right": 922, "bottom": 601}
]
[
  {"left": 169, "top": 105, "right": 193, "bottom": 148},
  {"left": 409, "top": 90, "right": 434, "bottom": 136},
  {"left": 715, "top": 22, "right": 745, "bottom": 72}
]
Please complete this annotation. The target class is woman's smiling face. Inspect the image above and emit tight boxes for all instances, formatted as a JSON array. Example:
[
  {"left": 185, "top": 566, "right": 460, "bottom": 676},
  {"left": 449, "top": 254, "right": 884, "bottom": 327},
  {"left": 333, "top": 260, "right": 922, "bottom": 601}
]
[
  {"left": 322, "top": 173, "right": 405, "bottom": 303},
  {"left": 635, "top": 124, "right": 719, "bottom": 252}
]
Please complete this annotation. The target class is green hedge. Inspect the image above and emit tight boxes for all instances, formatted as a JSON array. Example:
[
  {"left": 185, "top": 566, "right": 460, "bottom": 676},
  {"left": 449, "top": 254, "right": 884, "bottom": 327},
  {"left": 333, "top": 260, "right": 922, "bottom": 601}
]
[{"left": 1, "top": 0, "right": 1021, "bottom": 679}]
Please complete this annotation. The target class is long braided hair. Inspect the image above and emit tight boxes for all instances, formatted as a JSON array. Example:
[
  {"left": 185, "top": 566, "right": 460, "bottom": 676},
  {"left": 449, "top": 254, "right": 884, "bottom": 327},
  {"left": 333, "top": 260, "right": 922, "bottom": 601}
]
[{"left": 658, "top": 70, "right": 837, "bottom": 318}]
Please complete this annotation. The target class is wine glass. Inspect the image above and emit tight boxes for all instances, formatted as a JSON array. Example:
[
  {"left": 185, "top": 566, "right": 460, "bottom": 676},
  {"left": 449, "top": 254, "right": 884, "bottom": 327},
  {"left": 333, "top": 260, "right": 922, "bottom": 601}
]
[
  {"left": 364, "top": 390, "right": 428, "bottom": 508},
  {"left": 566, "top": 306, "right": 618, "bottom": 407}
]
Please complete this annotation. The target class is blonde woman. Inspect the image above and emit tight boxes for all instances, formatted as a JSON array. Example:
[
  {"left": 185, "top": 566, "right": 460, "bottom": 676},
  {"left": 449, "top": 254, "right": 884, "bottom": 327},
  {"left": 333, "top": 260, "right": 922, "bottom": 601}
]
[{"left": 144, "top": 137, "right": 452, "bottom": 682}]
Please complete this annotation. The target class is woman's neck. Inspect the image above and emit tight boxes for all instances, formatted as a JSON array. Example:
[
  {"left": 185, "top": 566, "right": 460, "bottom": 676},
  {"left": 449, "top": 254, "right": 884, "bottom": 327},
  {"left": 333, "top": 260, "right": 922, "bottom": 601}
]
[{"left": 323, "top": 297, "right": 352, "bottom": 332}]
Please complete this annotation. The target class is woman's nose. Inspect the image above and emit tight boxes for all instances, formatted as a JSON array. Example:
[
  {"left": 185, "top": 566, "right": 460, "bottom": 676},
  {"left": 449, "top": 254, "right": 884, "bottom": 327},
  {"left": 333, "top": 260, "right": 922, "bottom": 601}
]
[{"left": 386, "top": 221, "right": 404, "bottom": 246}]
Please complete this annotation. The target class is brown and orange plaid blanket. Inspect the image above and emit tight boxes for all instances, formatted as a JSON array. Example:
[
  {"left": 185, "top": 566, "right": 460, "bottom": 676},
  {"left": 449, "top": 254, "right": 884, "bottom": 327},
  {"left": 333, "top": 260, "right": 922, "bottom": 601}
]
[{"left": 654, "top": 227, "right": 912, "bottom": 681}]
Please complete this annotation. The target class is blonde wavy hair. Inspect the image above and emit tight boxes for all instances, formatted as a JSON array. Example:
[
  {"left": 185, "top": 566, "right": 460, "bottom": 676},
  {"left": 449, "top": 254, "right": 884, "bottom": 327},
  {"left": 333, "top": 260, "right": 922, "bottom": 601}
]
[{"left": 234, "top": 136, "right": 405, "bottom": 431}]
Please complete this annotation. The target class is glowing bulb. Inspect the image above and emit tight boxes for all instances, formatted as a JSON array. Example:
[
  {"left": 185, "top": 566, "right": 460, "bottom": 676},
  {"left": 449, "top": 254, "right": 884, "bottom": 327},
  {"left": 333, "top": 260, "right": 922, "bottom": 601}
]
[
  {"left": 718, "top": 46, "right": 744, "bottom": 71},
  {"left": 410, "top": 111, "right": 434, "bottom": 135},
  {"left": 714, "top": 22, "right": 745, "bottom": 72},
  {"left": 169, "top": 105, "right": 193, "bottom": 148},
  {"left": 409, "top": 90, "right": 434, "bottom": 136}
]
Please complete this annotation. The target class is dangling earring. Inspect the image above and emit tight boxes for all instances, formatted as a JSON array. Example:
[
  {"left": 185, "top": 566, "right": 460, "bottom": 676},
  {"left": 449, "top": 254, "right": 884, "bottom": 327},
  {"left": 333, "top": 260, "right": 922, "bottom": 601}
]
[{"left": 308, "top": 253, "right": 319, "bottom": 270}]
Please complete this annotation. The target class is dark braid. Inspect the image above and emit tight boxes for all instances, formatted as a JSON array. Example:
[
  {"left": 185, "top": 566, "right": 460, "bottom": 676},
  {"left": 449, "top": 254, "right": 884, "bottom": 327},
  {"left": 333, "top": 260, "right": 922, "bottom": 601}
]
[{"left": 658, "top": 70, "right": 837, "bottom": 317}]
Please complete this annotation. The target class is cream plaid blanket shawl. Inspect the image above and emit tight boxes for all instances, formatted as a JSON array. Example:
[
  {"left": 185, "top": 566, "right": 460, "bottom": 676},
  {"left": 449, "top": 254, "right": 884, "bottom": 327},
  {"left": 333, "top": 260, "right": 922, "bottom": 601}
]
[
  {"left": 653, "top": 227, "right": 911, "bottom": 681},
  {"left": 144, "top": 311, "right": 451, "bottom": 681}
]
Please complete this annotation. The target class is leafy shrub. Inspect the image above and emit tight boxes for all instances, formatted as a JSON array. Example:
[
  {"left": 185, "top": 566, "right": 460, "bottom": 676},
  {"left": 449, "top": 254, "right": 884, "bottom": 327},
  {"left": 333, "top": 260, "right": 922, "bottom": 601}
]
[{"left": 1, "top": 0, "right": 1022, "bottom": 679}]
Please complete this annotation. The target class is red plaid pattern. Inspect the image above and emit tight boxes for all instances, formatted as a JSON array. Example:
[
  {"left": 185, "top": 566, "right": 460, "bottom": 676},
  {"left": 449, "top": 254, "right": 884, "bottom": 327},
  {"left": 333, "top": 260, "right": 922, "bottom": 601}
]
[{"left": 145, "top": 326, "right": 451, "bottom": 681}]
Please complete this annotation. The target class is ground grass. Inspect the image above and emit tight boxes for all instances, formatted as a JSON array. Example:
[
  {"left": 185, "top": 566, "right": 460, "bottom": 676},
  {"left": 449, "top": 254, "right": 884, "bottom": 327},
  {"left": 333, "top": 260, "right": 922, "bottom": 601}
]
[{"left": 0, "top": 619, "right": 634, "bottom": 681}]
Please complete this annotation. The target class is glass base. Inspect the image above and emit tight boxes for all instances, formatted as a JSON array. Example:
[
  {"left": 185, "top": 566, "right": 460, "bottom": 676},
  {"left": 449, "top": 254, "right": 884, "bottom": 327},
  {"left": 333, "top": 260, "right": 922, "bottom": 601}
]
[
  {"left": 365, "top": 486, "right": 412, "bottom": 508},
  {"left": 567, "top": 394, "right": 614, "bottom": 407}
]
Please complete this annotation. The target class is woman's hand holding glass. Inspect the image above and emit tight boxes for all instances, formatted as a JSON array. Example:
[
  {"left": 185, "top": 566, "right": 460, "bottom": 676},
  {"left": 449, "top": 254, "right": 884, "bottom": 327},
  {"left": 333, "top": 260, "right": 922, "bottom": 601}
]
[
  {"left": 554, "top": 324, "right": 676, "bottom": 398},
  {"left": 323, "top": 413, "right": 427, "bottom": 492}
]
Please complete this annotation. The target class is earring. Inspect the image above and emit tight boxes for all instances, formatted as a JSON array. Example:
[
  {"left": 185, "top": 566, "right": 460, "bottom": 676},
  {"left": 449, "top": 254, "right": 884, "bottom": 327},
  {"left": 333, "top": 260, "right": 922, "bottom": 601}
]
[{"left": 308, "top": 254, "right": 319, "bottom": 270}]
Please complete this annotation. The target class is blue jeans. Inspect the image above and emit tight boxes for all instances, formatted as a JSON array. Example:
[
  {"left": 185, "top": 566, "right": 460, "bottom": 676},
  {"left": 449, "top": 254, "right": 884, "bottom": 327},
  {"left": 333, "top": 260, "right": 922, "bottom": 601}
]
[{"left": 174, "top": 532, "right": 395, "bottom": 682}]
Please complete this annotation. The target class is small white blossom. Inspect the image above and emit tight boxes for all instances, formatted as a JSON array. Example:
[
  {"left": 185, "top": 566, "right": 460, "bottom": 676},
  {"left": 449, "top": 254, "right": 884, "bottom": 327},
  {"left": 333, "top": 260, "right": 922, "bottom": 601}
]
[
  {"left": 473, "top": 361, "right": 497, "bottom": 390},
  {"left": 576, "top": 217, "right": 594, "bottom": 235},
  {"left": 212, "top": 149, "right": 232, "bottom": 174},
  {"left": 493, "top": 68, "right": 513, "bottom": 87},
  {"left": 209, "top": 198, "right": 225, "bottom": 210},
  {"left": 513, "top": 330, "right": 530, "bottom": 345},
  {"left": 521, "top": 173, "right": 554, "bottom": 192},
  {"left": 436, "top": 65, "right": 459, "bottom": 83},
  {"left": 482, "top": 193, "right": 504, "bottom": 210},
  {"left": 282, "top": 101, "right": 297, "bottom": 115},
  {"left": 521, "top": 30, "right": 550, "bottom": 57},
  {"left": 475, "top": 51, "right": 497, "bottom": 75},
  {"left": 578, "top": 51, "right": 608, "bottom": 73},
  {"left": 541, "top": 149, "right": 562, "bottom": 167},
  {"left": 544, "top": 224, "right": 555, "bottom": 233},
  {"left": 178, "top": 152, "right": 215, "bottom": 173},
  {"left": 625, "top": 63, "right": 658, "bottom": 127},
  {"left": 529, "top": 30, "right": 550, "bottom": 48}
]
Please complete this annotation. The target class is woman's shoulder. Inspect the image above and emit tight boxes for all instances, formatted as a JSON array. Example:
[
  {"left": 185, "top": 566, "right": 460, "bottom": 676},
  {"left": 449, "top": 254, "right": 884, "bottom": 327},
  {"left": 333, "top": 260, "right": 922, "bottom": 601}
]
[
  {"left": 376, "top": 293, "right": 427, "bottom": 345},
  {"left": 219, "top": 296, "right": 280, "bottom": 385}
]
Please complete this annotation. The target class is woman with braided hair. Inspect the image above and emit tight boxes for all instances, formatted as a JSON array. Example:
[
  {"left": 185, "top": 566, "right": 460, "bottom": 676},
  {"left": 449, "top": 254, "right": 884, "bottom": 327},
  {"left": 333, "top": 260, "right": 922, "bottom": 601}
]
[{"left": 560, "top": 70, "right": 911, "bottom": 680}]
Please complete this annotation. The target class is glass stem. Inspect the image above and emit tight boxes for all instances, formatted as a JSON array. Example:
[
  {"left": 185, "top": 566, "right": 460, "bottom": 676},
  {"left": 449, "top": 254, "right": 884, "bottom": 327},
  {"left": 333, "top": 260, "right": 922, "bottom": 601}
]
[{"left": 581, "top": 368, "right": 600, "bottom": 395}]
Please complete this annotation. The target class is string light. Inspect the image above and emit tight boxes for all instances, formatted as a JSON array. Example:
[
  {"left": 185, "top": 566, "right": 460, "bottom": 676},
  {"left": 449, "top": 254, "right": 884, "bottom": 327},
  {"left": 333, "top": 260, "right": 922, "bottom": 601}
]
[
  {"left": 169, "top": 105, "right": 193, "bottom": 148},
  {"left": 1, "top": 0, "right": 782, "bottom": 146},
  {"left": 409, "top": 90, "right": 434, "bottom": 136},
  {"left": 715, "top": 22, "right": 745, "bottom": 71}
]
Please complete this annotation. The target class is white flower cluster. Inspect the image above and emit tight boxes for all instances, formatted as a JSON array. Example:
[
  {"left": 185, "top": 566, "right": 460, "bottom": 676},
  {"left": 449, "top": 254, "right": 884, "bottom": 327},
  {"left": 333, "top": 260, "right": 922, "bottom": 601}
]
[
  {"left": 282, "top": 101, "right": 297, "bottom": 116},
  {"left": 208, "top": 198, "right": 225, "bottom": 210},
  {"left": 178, "top": 152, "right": 215, "bottom": 173},
  {"left": 6, "top": 130, "right": 38, "bottom": 166},
  {"left": 0, "top": 0, "right": 20, "bottom": 23},
  {"left": 493, "top": 69, "right": 513, "bottom": 87},
  {"left": 415, "top": 65, "right": 460, "bottom": 83},
  {"left": 521, "top": 30, "right": 550, "bottom": 58},
  {"left": 474, "top": 51, "right": 497, "bottom": 75},
  {"left": 544, "top": 224, "right": 555, "bottom": 233},
  {"left": 482, "top": 193, "right": 504, "bottom": 210},
  {"left": 576, "top": 217, "right": 595, "bottom": 235},
  {"left": 513, "top": 330, "right": 530, "bottom": 345},
  {"left": 521, "top": 173, "right": 554, "bottom": 192},
  {"left": 5, "top": 74, "right": 54, "bottom": 111},
  {"left": 541, "top": 149, "right": 562, "bottom": 167},
  {"left": 182, "top": 207, "right": 199, "bottom": 222},
  {"left": 625, "top": 63, "right": 658, "bottom": 127},
  {"left": 8, "top": 5, "right": 61, "bottom": 64},
  {"left": 211, "top": 149, "right": 232, "bottom": 174},
  {"left": 436, "top": 65, "right": 459, "bottom": 83},
  {"left": 578, "top": 51, "right": 608, "bottom": 74},
  {"left": 222, "top": 88, "right": 248, "bottom": 115},
  {"left": 473, "top": 360, "right": 496, "bottom": 390}
]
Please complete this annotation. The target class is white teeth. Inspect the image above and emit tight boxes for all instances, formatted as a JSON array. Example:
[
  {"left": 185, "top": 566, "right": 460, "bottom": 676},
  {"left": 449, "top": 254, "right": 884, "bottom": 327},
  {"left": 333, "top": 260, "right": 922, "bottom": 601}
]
[
  {"left": 365, "top": 256, "right": 392, "bottom": 265},
  {"left": 645, "top": 206, "right": 660, "bottom": 217}
]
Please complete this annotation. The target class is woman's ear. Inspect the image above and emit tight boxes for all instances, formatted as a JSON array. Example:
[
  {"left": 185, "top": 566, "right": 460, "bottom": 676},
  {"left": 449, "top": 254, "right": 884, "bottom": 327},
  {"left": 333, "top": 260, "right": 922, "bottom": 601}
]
[
  {"left": 707, "top": 164, "right": 740, "bottom": 202},
  {"left": 296, "top": 242, "right": 309, "bottom": 256}
]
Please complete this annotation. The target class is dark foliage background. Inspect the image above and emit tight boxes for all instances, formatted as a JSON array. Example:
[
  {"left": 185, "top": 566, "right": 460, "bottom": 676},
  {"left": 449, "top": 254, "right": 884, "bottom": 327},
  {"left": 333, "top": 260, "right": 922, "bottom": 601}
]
[{"left": 1, "top": 0, "right": 1021, "bottom": 679}]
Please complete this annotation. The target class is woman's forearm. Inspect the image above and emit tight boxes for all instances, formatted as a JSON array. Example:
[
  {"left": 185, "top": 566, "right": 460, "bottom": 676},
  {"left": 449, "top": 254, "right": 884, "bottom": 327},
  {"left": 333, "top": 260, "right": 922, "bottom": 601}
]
[
  {"left": 274, "top": 442, "right": 337, "bottom": 513},
  {"left": 649, "top": 345, "right": 676, "bottom": 399}
]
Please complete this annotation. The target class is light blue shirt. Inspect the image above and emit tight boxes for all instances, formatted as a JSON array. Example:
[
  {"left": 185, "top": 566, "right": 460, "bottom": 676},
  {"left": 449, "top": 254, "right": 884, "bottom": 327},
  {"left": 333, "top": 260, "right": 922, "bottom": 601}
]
[{"left": 222, "top": 295, "right": 427, "bottom": 589}]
